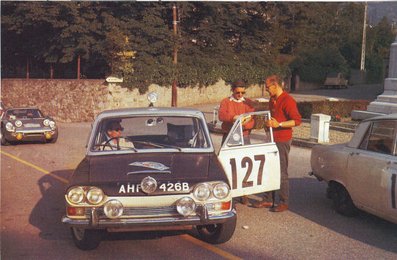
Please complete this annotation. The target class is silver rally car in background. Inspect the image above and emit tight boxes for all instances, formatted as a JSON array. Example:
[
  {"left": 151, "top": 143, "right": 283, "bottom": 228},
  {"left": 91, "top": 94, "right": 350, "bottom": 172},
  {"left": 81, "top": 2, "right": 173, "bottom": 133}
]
[
  {"left": 62, "top": 94, "right": 280, "bottom": 250},
  {"left": 310, "top": 113, "right": 397, "bottom": 224}
]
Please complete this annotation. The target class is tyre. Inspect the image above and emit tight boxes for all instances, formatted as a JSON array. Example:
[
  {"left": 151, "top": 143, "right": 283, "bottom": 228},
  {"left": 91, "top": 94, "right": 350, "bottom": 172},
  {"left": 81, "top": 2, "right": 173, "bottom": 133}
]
[
  {"left": 1, "top": 130, "right": 9, "bottom": 146},
  {"left": 71, "top": 227, "right": 104, "bottom": 250},
  {"left": 196, "top": 216, "right": 236, "bottom": 244},
  {"left": 330, "top": 183, "right": 358, "bottom": 217},
  {"left": 49, "top": 135, "right": 58, "bottom": 143}
]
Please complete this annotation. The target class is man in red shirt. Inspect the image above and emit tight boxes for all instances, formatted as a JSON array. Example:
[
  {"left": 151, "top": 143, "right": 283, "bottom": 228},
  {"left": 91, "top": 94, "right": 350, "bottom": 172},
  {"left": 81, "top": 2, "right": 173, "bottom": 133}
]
[
  {"left": 253, "top": 75, "right": 301, "bottom": 212},
  {"left": 218, "top": 80, "right": 255, "bottom": 145},
  {"left": 219, "top": 80, "right": 255, "bottom": 205}
]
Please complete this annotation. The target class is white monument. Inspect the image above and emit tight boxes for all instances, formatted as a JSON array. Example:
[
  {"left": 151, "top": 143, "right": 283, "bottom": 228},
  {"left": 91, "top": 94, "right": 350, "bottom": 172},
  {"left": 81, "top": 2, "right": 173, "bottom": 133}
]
[{"left": 352, "top": 36, "right": 397, "bottom": 120}]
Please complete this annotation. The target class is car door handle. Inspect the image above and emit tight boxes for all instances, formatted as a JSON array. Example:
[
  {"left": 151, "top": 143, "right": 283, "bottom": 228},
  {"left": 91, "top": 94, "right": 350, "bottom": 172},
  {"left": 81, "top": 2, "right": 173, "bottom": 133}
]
[{"left": 349, "top": 152, "right": 359, "bottom": 156}]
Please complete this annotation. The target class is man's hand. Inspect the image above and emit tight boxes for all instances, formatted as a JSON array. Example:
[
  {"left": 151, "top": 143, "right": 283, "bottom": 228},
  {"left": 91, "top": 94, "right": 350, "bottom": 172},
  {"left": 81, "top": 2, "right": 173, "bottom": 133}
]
[
  {"left": 265, "top": 117, "right": 280, "bottom": 128},
  {"left": 241, "top": 115, "right": 252, "bottom": 125}
]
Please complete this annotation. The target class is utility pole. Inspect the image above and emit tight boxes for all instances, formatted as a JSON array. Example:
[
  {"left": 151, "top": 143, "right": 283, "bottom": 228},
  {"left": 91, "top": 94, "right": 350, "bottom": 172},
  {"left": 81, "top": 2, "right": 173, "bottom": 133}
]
[
  {"left": 171, "top": 4, "right": 178, "bottom": 107},
  {"left": 77, "top": 55, "right": 81, "bottom": 80},
  {"left": 360, "top": 2, "right": 368, "bottom": 71},
  {"left": 26, "top": 57, "right": 30, "bottom": 79}
]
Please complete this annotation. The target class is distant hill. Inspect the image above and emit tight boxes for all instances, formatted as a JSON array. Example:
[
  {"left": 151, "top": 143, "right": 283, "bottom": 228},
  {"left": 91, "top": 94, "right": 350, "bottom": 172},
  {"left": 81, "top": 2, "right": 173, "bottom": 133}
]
[{"left": 368, "top": 2, "right": 397, "bottom": 25}]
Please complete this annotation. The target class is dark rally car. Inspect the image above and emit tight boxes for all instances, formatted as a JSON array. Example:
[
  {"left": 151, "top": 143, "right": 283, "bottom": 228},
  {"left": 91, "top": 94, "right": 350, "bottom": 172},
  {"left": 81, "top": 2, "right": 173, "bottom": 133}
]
[
  {"left": 62, "top": 104, "right": 280, "bottom": 250},
  {"left": 1, "top": 107, "right": 58, "bottom": 145}
]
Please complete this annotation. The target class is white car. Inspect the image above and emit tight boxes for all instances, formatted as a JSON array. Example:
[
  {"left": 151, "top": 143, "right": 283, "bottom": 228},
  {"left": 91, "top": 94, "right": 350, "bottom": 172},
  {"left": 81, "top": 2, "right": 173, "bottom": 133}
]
[{"left": 310, "top": 114, "right": 397, "bottom": 224}]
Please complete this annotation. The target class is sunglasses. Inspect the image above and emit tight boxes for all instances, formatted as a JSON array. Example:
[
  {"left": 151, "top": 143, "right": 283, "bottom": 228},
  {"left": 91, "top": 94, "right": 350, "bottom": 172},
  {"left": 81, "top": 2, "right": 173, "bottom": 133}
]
[{"left": 234, "top": 91, "right": 246, "bottom": 94}]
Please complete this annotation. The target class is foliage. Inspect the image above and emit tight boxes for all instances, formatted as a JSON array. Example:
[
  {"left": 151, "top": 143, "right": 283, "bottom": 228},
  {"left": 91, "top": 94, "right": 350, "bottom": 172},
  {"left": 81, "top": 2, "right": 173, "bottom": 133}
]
[
  {"left": 290, "top": 47, "right": 349, "bottom": 83},
  {"left": 296, "top": 100, "right": 369, "bottom": 119},
  {"left": 1, "top": 2, "right": 395, "bottom": 91},
  {"left": 365, "top": 17, "right": 395, "bottom": 83}
]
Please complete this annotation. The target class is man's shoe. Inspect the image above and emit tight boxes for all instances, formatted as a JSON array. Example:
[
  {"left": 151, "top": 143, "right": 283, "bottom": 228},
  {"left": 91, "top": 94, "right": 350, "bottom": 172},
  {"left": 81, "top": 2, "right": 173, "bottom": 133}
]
[
  {"left": 271, "top": 204, "right": 288, "bottom": 212},
  {"left": 240, "top": 196, "right": 249, "bottom": 205},
  {"left": 252, "top": 201, "right": 273, "bottom": 208}
]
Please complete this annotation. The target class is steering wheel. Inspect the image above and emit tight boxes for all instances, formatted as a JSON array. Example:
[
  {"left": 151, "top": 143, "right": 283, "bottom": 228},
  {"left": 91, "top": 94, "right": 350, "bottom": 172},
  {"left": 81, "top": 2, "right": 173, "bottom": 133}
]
[{"left": 100, "top": 137, "right": 120, "bottom": 150}]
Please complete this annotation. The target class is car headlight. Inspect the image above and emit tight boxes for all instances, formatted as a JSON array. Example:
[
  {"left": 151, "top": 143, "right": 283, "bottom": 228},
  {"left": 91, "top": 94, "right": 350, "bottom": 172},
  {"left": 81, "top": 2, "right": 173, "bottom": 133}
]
[
  {"left": 49, "top": 120, "right": 56, "bottom": 129},
  {"left": 86, "top": 187, "right": 104, "bottom": 205},
  {"left": 5, "top": 122, "right": 15, "bottom": 132},
  {"left": 193, "top": 183, "right": 211, "bottom": 201},
  {"left": 15, "top": 120, "right": 22, "bottom": 127},
  {"left": 67, "top": 187, "right": 85, "bottom": 204},
  {"left": 43, "top": 119, "right": 50, "bottom": 126},
  {"left": 176, "top": 197, "right": 196, "bottom": 216},
  {"left": 213, "top": 182, "right": 230, "bottom": 199},
  {"left": 103, "top": 200, "right": 124, "bottom": 219}
]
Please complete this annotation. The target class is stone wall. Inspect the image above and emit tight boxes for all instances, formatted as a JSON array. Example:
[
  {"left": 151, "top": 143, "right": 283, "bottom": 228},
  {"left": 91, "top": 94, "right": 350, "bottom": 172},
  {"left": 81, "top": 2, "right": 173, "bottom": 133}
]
[{"left": 1, "top": 79, "right": 263, "bottom": 122}]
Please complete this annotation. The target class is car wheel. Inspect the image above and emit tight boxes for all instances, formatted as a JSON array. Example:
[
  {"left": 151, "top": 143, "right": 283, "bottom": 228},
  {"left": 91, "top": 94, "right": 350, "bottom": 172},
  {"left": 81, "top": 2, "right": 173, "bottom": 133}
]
[
  {"left": 196, "top": 217, "right": 236, "bottom": 244},
  {"left": 71, "top": 227, "right": 104, "bottom": 250},
  {"left": 331, "top": 183, "right": 358, "bottom": 217},
  {"left": 49, "top": 135, "right": 58, "bottom": 143},
  {"left": 1, "top": 130, "right": 9, "bottom": 146}
]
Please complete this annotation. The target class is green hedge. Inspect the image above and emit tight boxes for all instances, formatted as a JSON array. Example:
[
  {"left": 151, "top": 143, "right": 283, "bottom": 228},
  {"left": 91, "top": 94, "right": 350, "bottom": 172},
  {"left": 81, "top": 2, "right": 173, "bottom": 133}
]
[{"left": 256, "top": 100, "right": 369, "bottom": 119}]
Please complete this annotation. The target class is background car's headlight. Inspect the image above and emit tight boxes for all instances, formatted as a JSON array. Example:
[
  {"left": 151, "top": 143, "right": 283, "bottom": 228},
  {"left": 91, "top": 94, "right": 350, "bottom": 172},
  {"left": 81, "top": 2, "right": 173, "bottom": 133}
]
[
  {"left": 43, "top": 119, "right": 50, "bottom": 126},
  {"left": 193, "top": 183, "right": 211, "bottom": 201},
  {"left": 104, "top": 200, "right": 124, "bottom": 218},
  {"left": 67, "top": 187, "right": 85, "bottom": 204},
  {"left": 213, "top": 182, "right": 230, "bottom": 199},
  {"left": 5, "top": 122, "right": 15, "bottom": 132},
  {"left": 176, "top": 197, "right": 196, "bottom": 216},
  {"left": 86, "top": 187, "right": 104, "bottom": 205},
  {"left": 15, "top": 120, "right": 22, "bottom": 127},
  {"left": 49, "top": 121, "right": 56, "bottom": 129}
]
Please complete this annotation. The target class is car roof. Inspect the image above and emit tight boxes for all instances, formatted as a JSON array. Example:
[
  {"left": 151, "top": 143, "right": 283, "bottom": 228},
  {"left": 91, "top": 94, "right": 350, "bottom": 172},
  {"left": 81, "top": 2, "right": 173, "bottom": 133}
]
[
  {"left": 95, "top": 107, "right": 205, "bottom": 121},
  {"left": 363, "top": 113, "right": 397, "bottom": 122},
  {"left": 5, "top": 107, "right": 40, "bottom": 111}
]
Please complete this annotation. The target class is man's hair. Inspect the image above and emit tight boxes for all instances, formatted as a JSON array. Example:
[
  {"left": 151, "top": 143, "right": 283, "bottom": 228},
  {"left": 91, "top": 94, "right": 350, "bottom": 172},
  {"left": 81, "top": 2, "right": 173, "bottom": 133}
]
[
  {"left": 231, "top": 80, "right": 246, "bottom": 90},
  {"left": 265, "top": 75, "right": 282, "bottom": 88},
  {"left": 106, "top": 120, "right": 123, "bottom": 131}
]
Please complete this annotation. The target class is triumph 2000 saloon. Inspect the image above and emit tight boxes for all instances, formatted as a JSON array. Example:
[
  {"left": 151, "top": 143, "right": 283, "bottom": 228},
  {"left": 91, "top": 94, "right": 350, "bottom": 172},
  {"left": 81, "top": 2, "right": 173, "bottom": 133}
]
[
  {"left": 62, "top": 94, "right": 280, "bottom": 250},
  {"left": 1, "top": 107, "right": 58, "bottom": 145},
  {"left": 310, "top": 113, "right": 397, "bottom": 224}
]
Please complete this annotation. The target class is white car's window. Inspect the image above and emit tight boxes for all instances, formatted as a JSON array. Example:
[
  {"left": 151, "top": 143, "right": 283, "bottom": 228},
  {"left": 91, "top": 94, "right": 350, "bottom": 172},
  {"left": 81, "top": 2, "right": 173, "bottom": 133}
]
[
  {"left": 92, "top": 116, "right": 209, "bottom": 151},
  {"left": 223, "top": 112, "right": 272, "bottom": 148},
  {"left": 359, "top": 120, "right": 396, "bottom": 155}
]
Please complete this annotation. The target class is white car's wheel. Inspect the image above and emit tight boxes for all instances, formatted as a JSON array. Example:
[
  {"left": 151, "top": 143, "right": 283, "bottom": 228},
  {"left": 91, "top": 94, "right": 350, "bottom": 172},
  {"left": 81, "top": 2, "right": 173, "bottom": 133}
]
[{"left": 330, "top": 183, "right": 358, "bottom": 217}]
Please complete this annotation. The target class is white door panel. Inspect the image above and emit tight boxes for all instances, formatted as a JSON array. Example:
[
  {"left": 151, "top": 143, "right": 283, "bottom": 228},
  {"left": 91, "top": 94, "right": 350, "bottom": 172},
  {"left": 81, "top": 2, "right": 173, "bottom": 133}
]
[{"left": 218, "top": 111, "right": 281, "bottom": 198}]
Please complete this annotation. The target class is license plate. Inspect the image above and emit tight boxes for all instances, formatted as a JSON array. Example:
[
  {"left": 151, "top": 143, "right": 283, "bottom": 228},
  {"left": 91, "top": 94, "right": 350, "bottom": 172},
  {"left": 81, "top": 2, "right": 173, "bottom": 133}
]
[{"left": 25, "top": 123, "right": 40, "bottom": 128}]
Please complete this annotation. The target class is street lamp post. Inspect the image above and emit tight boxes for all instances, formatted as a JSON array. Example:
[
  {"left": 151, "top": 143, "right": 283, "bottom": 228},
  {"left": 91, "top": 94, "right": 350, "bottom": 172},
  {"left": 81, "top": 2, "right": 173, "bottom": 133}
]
[{"left": 360, "top": 2, "right": 368, "bottom": 72}]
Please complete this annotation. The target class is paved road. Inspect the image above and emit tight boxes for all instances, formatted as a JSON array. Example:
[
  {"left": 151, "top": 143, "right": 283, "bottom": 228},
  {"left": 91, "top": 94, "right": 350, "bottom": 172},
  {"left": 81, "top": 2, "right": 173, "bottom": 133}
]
[{"left": 1, "top": 121, "right": 396, "bottom": 259}]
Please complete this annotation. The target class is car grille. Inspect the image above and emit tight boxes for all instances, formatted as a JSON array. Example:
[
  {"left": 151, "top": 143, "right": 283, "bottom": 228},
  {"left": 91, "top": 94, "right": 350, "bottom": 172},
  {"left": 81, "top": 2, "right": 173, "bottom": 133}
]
[{"left": 86, "top": 206, "right": 179, "bottom": 218}]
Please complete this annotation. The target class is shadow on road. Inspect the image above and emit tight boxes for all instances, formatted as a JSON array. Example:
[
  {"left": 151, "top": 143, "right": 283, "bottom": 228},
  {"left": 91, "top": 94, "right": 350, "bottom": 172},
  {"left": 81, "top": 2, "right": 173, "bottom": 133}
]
[
  {"left": 29, "top": 169, "right": 72, "bottom": 241},
  {"left": 289, "top": 177, "right": 397, "bottom": 254}
]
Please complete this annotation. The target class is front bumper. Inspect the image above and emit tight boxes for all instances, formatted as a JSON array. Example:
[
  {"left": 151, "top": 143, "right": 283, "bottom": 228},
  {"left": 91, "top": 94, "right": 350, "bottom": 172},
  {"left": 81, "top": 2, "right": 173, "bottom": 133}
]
[
  {"left": 62, "top": 206, "right": 236, "bottom": 230},
  {"left": 3, "top": 128, "right": 57, "bottom": 142}
]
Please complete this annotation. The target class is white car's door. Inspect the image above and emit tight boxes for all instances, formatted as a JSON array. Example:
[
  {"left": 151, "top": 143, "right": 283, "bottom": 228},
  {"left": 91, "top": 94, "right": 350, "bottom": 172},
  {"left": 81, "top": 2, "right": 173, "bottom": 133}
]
[
  {"left": 218, "top": 111, "right": 280, "bottom": 198},
  {"left": 347, "top": 120, "right": 397, "bottom": 218}
]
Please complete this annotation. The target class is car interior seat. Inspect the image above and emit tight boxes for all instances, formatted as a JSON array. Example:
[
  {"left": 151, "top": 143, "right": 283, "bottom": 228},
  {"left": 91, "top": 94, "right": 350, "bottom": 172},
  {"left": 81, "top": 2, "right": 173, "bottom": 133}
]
[{"left": 167, "top": 123, "right": 194, "bottom": 147}]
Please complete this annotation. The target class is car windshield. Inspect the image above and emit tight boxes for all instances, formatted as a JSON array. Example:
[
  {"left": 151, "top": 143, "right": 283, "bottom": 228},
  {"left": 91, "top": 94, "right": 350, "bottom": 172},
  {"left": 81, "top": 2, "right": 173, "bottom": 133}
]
[
  {"left": 91, "top": 116, "right": 210, "bottom": 152},
  {"left": 6, "top": 109, "right": 42, "bottom": 119}
]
